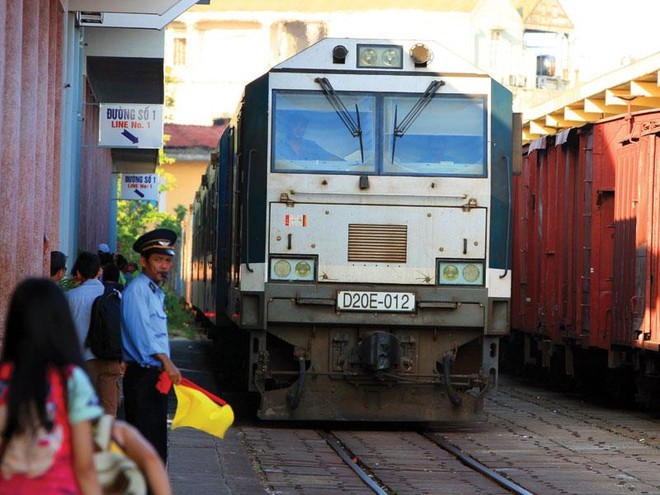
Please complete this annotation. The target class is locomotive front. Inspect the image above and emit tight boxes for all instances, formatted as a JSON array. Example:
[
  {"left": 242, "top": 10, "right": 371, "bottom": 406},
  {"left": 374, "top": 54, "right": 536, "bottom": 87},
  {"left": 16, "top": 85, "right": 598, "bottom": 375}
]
[{"left": 224, "top": 39, "right": 514, "bottom": 421}]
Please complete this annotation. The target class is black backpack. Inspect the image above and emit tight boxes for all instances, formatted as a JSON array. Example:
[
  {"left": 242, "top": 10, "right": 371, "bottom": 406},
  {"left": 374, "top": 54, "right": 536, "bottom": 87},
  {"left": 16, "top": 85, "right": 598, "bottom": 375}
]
[{"left": 86, "top": 287, "right": 122, "bottom": 360}]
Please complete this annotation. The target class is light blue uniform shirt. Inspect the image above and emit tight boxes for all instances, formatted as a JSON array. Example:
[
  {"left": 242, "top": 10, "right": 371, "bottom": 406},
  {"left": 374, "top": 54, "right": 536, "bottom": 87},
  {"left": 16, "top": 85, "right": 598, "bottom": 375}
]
[
  {"left": 65, "top": 279, "right": 104, "bottom": 361},
  {"left": 121, "top": 273, "right": 170, "bottom": 367}
]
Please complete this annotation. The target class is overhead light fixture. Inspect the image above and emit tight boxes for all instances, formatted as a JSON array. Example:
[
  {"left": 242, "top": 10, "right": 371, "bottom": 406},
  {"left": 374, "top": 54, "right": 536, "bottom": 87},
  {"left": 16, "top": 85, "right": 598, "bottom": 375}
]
[{"left": 76, "top": 11, "right": 104, "bottom": 25}]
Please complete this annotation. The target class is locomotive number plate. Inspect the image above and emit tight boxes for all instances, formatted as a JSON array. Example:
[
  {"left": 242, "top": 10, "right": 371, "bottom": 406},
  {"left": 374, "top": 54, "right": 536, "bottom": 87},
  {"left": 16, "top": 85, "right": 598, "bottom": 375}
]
[{"left": 337, "top": 291, "right": 416, "bottom": 312}]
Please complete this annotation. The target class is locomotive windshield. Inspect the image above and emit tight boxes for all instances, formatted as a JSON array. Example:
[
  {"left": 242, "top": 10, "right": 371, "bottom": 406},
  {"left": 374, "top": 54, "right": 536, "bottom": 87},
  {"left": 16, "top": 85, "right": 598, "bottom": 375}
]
[
  {"left": 272, "top": 92, "right": 376, "bottom": 173},
  {"left": 272, "top": 90, "right": 486, "bottom": 177}
]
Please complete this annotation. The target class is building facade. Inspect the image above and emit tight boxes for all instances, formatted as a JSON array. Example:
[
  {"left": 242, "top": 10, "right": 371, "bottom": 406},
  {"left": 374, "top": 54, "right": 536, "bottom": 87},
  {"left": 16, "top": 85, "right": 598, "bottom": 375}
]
[
  {"left": 164, "top": 0, "right": 574, "bottom": 125},
  {"left": 0, "top": 0, "right": 199, "bottom": 332}
]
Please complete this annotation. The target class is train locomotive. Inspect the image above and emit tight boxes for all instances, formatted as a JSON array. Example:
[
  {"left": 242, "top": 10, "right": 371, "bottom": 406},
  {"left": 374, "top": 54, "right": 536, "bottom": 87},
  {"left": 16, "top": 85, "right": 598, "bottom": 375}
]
[{"left": 189, "top": 38, "right": 517, "bottom": 421}]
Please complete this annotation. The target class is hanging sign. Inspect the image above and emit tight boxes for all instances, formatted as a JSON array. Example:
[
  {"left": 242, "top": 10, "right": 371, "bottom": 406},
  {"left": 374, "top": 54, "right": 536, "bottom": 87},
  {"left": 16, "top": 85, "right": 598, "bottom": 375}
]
[
  {"left": 120, "top": 174, "right": 159, "bottom": 201},
  {"left": 99, "top": 103, "right": 163, "bottom": 148}
]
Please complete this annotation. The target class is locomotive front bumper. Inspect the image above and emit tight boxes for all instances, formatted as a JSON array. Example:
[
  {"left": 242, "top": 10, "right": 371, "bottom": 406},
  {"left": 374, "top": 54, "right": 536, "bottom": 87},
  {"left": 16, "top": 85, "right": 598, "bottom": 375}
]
[{"left": 251, "top": 283, "right": 490, "bottom": 328}]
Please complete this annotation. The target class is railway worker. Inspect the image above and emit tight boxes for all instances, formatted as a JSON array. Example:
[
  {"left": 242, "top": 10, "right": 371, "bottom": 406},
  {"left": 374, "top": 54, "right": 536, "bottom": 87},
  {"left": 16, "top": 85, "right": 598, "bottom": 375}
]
[{"left": 121, "top": 228, "right": 182, "bottom": 462}]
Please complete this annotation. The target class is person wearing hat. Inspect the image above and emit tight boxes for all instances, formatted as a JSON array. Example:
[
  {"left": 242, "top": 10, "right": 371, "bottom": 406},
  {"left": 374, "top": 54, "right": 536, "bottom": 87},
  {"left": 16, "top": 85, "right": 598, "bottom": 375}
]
[
  {"left": 97, "top": 242, "right": 114, "bottom": 267},
  {"left": 120, "top": 228, "right": 182, "bottom": 462}
]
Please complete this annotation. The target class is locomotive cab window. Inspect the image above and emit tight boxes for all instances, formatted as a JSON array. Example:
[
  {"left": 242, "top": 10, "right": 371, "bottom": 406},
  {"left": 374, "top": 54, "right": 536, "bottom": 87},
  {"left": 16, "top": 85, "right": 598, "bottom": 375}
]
[
  {"left": 383, "top": 94, "right": 486, "bottom": 177},
  {"left": 272, "top": 92, "right": 376, "bottom": 173},
  {"left": 272, "top": 90, "right": 486, "bottom": 177}
]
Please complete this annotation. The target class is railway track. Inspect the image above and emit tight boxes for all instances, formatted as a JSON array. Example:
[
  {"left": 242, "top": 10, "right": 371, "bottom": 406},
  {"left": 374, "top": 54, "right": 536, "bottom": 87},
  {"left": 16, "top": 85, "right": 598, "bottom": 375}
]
[
  {"left": 238, "top": 376, "right": 660, "bottom": 494},
  {"left": 241, "top": 427, "right": 535, "bottom": 494}
]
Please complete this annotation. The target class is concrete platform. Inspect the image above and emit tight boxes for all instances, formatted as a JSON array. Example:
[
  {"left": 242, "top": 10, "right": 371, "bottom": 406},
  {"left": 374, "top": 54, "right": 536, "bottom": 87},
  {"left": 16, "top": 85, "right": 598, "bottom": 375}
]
[
  {"left": 168, "top": 426, "right": 266, "bottom": 495},
  {"left": 166, "top": 338, "right": 266, "bottom": 494}
]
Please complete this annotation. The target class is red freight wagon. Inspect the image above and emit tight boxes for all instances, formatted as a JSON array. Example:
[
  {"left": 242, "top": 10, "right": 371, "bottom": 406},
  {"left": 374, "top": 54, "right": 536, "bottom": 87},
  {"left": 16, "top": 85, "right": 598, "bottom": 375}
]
[{"left": 511, "top": 110, "right": 660, "bottom": 405}]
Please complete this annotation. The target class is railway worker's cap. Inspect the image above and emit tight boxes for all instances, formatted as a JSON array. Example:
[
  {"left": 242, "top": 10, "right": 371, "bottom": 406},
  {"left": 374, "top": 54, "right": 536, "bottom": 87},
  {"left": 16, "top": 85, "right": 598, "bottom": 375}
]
[{"left": 133, "top": 228, "right": 177, "bottom": 258}]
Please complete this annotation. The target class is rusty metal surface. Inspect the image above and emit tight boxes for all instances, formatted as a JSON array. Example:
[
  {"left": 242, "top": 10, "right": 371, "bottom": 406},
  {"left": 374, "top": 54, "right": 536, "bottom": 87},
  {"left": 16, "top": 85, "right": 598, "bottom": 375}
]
[
  {"left": 512, "top": 127, "right": 617, "bottom": 350},
  {"left": 513, "top": 112, "right": 660, "bottom": 353}
]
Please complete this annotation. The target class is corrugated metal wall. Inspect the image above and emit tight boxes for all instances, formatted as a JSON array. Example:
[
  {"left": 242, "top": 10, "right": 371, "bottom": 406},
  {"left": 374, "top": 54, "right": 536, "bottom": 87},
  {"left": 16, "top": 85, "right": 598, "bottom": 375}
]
[
  {"left": 0, "top": 1, "right": 64, "bottom": 331},
  {"left": 512, "top": 128, "right": 616, "bottom": 351}
]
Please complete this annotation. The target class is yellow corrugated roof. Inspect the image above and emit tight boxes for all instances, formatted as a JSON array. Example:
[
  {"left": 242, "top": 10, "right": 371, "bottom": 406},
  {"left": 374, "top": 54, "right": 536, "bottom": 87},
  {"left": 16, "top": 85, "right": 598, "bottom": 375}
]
[
  {"left": 522, "top": 52, "right": 660, "bottom": 144},
  {"left": 191, "top": 0, "right": 480, "bottom": 13}
]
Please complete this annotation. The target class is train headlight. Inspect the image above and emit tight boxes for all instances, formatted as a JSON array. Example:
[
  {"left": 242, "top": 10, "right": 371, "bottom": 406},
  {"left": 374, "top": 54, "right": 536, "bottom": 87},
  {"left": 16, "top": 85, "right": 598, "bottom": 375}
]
[
  {"left": 295, "top": 261, "right": 311, "bottom": 278},
  {"left": 357, "top": 44, "right": 403, "bottom": 69},
  {"left": 273, "top": 260, "right": 292, "bottom": 278},
  {"left": 359, "top": 48, "right": 378, "bottom": 66},
  {"left": 270, "top": 257, "right": 316, "bottom": 282},
  {"left": 409, "top": 43, "right": 433, "bottom": 65},
  {"left": 463, "top": 264, "right": 480, "bottom": 283},
  {"left": 382, "top": 48, "right": 401, "bottom": 67},
  {"left": 438, "top": 261, "right": 484, "bottom": 286},
  {"left": 442, "top": 265, "right": 459, "bottom": 281}
]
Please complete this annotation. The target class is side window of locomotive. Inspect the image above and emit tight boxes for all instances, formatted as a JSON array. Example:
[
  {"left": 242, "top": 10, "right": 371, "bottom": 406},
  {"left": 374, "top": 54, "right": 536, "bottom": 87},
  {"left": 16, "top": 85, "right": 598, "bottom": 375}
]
[
  {"left": 382, "top": 94, "right": 486, "bottom": 177},
  {"left": 272, "top": 91, "right": 376, "bottom": 173}
]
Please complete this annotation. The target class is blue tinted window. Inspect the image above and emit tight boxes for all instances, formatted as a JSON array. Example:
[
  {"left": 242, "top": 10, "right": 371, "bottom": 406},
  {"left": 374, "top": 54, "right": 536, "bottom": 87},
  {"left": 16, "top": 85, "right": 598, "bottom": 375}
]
[
  {"left": 272, "top": 92, "right": 376, "bottom": 173},
  {"left": 272, "top": 91, "right": 487, "bottom": 177},
  {"left": 382, "top": 95, "right": 486, "bottom": 177}
]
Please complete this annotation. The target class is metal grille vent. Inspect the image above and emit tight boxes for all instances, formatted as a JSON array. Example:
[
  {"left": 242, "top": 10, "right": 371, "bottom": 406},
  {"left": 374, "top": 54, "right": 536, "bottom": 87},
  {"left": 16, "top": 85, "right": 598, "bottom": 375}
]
[{"left": 348, "top": 224, "right": 407, "bottom": 263}]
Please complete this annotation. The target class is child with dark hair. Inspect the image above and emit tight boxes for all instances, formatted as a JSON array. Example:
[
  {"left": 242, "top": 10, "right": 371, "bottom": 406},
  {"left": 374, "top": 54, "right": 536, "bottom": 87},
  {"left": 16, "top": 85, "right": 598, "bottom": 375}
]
[{"left": 0, "top": 278, "right": 103, "bottom": 494}]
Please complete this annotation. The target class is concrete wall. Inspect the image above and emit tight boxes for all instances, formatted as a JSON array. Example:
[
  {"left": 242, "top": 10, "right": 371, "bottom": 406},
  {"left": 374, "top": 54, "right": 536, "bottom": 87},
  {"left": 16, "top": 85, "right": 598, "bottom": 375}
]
[
  {"left": 0, "top": 0, "right": 64, "bottom": 330},
  {"left": 78, "top": 82, "right": 113, "bottom": 253},
  {"left": 161, "top": 159, "right": 207, "bottom": 215}
]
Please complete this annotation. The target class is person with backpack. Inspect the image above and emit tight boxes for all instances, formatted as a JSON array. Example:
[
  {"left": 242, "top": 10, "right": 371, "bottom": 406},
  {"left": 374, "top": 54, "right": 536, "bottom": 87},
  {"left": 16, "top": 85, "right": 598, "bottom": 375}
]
[
  {"left": 66, "top": 252, "right": 122, "bottom": 417},
  {"left": 0, "top": 278, "right": 104, "bottom": 494}
]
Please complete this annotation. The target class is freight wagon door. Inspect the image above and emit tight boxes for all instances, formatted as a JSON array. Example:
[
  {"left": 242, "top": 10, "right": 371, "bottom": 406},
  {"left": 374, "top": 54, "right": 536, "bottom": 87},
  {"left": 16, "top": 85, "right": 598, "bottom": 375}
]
[
  {"left": 613, "top": 143, "right": 642, "bottom": 345},
  {"left": 613, "top": 136, "right": 660, "bottom": 347},
  {"left": 649, "top": 135, "right": 660, "bottom": 345},
  {"left": 595, "top": 190, "right": 614, "bottom": 349}
]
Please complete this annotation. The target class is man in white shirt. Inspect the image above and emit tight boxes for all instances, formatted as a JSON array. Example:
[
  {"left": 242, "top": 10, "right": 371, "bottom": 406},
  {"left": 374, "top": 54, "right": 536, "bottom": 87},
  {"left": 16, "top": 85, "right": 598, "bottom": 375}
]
[{"left": 65, "top": 251, "right": 121, "bottom": 416}]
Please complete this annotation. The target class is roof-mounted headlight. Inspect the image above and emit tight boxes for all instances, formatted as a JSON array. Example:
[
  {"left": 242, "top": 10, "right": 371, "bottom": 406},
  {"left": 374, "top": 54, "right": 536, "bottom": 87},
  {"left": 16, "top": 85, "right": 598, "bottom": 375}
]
[
  {"left": 357, "top": 44, "right": 403, "bottom": 69},
  {"left": 409, "top": 43, "right": 433, "bottom": 66},
  {"left": 333, "top": 44, "right": 348, "bottom": 64}
]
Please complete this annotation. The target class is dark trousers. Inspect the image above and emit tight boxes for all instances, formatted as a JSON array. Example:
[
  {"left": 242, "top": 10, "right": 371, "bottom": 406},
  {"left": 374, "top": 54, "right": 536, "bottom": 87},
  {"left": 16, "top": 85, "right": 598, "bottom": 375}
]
[{"left": 123, "top": 364, "right": 168, "bottom": 462}]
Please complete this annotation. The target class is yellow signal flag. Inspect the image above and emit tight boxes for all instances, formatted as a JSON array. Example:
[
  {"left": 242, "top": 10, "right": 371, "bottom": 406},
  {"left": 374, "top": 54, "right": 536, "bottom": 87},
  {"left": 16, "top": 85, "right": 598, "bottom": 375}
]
[{"left": 171, "top": 380, "right": 234, "bottom": 439}]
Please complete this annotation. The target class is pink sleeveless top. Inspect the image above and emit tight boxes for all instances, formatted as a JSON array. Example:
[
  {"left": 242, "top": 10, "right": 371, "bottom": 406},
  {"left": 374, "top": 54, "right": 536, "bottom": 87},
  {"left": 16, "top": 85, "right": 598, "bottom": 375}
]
[{"left": 0, "top": 364, "right": 77, "bottom": 494}]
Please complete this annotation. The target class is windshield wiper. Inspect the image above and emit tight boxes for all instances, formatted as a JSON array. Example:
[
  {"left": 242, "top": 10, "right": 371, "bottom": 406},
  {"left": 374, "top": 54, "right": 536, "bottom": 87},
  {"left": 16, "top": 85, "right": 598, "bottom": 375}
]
[
  {"left": 315, "top": 77, "right": 364, "bottom": 163},
  {"left": 391, "top": 79, "right": 445, "bottom": 163}
]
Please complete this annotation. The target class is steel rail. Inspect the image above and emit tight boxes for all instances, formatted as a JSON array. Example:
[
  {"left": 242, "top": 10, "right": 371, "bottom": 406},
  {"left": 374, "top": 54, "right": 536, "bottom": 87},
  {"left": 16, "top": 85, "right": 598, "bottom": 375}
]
[
  {"left": 422, "top": 431, "right": 536, "bottom": 495},
  {"left": 317, "top": 430, "right": 390, "bottom": 495}
]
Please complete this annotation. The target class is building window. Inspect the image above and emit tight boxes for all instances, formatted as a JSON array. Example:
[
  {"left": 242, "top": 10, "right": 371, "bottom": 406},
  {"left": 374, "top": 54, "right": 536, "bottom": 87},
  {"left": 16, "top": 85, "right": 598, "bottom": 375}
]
[{"left": 174, "top": 38, "right": 187, "bottom": 66}]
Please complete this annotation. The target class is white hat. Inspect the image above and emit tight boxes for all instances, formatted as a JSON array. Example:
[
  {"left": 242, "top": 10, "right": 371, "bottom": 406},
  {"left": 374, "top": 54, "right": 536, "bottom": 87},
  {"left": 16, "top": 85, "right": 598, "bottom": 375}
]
[{"left": 97, "top": 243, "right": 110, "bottom": 254}]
